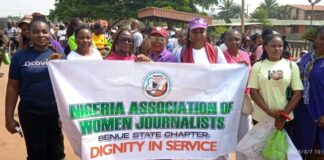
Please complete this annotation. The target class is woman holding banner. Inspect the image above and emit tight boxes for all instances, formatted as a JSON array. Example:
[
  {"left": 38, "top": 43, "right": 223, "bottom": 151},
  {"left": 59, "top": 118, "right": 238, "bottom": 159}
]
[
  {"left": 105, "top": 28, "right": 136, "bottom": 61},
  {"left": 180, "top": 17, "right": 228, "bottom": 160},
  {"left": 5, "top": 17, "right": 65, "bottom": 160},
  {"left": 136, "top": 27, "right": 177, "bottom": 62},
  {"left": 180, "top": 17, "right": 227, "bottom": 64}
]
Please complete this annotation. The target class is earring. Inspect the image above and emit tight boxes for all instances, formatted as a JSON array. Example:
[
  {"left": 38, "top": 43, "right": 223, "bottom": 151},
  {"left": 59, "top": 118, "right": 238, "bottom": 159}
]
[
  {"left": 29, "top": 41, "right": 33, "bottom": 47},
  {"left": 48, "top": 42, "right": 52, "bottom": 47}
]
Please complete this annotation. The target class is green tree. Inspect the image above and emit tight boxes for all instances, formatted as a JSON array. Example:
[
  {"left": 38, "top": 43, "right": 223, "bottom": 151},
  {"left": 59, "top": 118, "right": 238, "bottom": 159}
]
[
  {"left": 301, "top": 27, "right": 317, "bottom": 42},
  {"left": 258, "top": 0, "right": 278, "bottom": 19},
  {"left": 274, "top": 5, "right": 290, "bottom": 20},
  {"left": 217, "top": 0, "right": 241, "bottom": 23},
  {"left": 195, "top": 0, "right": 219, "bottom": 12},
  {"left": 250, "top": 8, "right": 271, "bottom": 26},
  {"left": 257, "top": 0, "right": 290, "bottom": 20},
  {"left": 259, "top": 0, "right": 278, "bottom": 10},
  {"left": 49, "top": 0, "right": 198, "bottom": 26},
  {"left": 210, "top": 26, "right": 228, "bottom": 38}
]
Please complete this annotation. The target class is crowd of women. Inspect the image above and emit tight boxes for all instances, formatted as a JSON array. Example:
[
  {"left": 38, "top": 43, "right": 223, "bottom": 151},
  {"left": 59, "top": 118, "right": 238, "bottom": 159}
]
[{"left": 3, "top": 12, "right": 324, "bottom": 160}]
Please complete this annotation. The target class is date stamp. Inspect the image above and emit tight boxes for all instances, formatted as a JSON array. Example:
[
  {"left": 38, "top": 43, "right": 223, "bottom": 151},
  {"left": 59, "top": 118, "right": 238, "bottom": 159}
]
[{"left": 288, "top": 149, "right": 324, "bottom": 155}]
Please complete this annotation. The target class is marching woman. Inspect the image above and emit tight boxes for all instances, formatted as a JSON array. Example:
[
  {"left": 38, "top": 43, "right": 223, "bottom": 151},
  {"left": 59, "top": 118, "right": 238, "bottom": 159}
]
[
  {"left": 17, "top": 15, "right": 32, "bottom": 49},
  {"left": 136, "top": 27, "right": 177, "bottom": 62},
  {"left": 248, "top": 34, "right": 303, "bottom": 130},
  {"left": 105, "top": 28, "right": 136, "bottom": 61},
  {"left": 67, "top": 26, "right": 102, "bottom": 60},
  {"left": 181, "top": 17, "right": 227, "bottom": 64},
  {"left": 65, "top": 18, "right": 82, "bottom": 55},
  {"left": 293, "top": 26, "right": 324, "bottom": 159},
  {"left": 5, "top": 17, "right": 65, "bottom": 160},
  {"left": 180, "top": 17, "right": 228, "bottom": 160},
  {"left": 223, "top": 29, "right": 251, "bottom": 160}
]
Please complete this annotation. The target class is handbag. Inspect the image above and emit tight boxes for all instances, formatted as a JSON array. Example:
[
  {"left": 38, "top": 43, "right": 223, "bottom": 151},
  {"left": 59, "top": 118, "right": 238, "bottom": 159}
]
[{"left": 241, "top": 94, "right": 253, "bottom": 115}]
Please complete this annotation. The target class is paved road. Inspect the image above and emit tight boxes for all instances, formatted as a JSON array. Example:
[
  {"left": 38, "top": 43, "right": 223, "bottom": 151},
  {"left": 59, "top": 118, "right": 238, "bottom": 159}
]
[{"left": 0, "top": 64, "right": 78, "bottom": 160}]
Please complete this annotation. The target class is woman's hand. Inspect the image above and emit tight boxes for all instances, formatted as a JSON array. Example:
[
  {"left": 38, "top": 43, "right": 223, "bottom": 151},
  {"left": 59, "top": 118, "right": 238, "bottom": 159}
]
[
  {"left": 266, "top": 110, "right": 281, "bottom": 119},
  {"left": 49, "top": 53, "right": 64, "bottom": 60},
  {"left": 135, "top": 54, "right": 151, "bottom": 62},
  {"left": 318, "top": 115, "right": 324, "bottom": 128},
  {"left": 274, "top": 115, "right": 286, "bottom": 130},
  {"left": 238, "top": 60, "right": 249, "bottom": 66},
  {"left": 5, "top": 118, "right": 20, "bottom": 134},
  {"left": 267, "top": 110, "right": 286, "bottom": 130}
]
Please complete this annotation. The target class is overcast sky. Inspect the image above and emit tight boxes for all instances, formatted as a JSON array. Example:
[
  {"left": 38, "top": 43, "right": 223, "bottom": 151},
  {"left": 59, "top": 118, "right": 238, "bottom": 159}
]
[{"left": 0, "top": 0, "right": 324, "bottom": 17}]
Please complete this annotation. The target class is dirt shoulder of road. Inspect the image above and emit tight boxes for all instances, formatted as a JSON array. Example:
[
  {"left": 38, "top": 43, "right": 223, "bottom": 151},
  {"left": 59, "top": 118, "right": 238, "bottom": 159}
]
[{"left": 0, "top": 64, "right": 78, "bottom": 160}]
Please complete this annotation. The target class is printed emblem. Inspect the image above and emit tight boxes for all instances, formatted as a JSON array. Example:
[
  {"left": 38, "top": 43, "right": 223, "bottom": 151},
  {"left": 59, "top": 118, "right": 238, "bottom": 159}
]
[
  {"left": 142, "top": 71, "right": 171, "bottom": 99},
  {"left": 268, "top": 70, "right": 283, "bottom": 80}
]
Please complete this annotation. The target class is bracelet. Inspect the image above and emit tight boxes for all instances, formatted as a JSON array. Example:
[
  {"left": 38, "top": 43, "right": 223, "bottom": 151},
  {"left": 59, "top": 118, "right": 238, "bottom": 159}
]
[{"left": 279, "top": 111, "right": 291, "bottom": 120}]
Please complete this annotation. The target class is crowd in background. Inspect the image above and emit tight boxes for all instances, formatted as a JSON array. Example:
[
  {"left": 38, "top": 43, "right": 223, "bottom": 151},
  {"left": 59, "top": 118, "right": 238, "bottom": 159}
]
[{"left": 1, "top": 12, "right": 324, "bottom": 160}]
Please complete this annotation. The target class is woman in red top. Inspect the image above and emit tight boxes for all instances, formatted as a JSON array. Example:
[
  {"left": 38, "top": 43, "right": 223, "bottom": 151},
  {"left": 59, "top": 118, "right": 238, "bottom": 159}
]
[
  {"left": 224, "top": 30, "right": 251, "bottom": 65},
  {"left": 105, "top": 28, "right": 136, "bottom": 61},
  {"left": 224, "top": 29, "right": 251, "bottom": 160}
]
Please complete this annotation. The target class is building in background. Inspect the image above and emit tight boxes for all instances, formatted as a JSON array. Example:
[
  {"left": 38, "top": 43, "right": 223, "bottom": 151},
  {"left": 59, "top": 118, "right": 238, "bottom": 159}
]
[{"left": 289, "top": 4, "right": 324, "bottom": 20}]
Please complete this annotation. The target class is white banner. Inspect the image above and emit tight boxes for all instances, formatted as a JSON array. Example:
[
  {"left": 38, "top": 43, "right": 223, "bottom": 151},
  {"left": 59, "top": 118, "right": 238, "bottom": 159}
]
[{"left": 48, "top": 61, "right": 249, "bottom": 160}]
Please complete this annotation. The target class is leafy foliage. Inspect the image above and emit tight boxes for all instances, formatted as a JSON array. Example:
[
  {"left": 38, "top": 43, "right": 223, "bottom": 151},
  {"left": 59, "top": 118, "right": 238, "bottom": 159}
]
[
  {"left": 250, "top": 8, "right": 271, "bottom": 26},
  {"left": 301, "top": 27, "right": 317, "bottom": 42},
  {"left": 49, "top": 0, "right": 199, "bottom": 24},
  {"left": 210, "top": 26, "right": 228, "bottom": 37},
  {"left": 195, "top": 0, "right": 219, "bottom": 10},
  {"left": 256, "top": 0, "right": 290, "bottom": 20},
  {"left": 216, "top": 0, "right": 241, "bottom": 23}
]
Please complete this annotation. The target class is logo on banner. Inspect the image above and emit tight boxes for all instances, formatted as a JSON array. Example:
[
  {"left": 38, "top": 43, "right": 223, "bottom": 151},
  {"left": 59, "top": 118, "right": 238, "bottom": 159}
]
[{"left": 142, "top": 70, "right": 171, "bottom": 99}]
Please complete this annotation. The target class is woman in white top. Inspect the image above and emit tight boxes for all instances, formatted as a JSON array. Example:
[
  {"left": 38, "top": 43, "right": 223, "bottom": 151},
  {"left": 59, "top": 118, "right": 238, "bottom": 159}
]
[
  {"left": 67, "top": 26, "right": 102, "bottom": 60},
  {"left": 181, "top": 17, "right": 226, "bottom": 64}
]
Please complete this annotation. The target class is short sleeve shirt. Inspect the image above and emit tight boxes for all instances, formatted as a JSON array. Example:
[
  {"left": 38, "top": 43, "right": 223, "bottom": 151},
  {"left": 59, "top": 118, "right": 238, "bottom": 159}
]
[
  {"left": 248, "top": 59, "right": 303, "bottom": 121},
  {"left": 92, "top": 34, "right": 108, "bottom": 49},
  {"left": 9, "top": 48, "right": 61, "bottom": 107},
  {"left": 67, "top": 47, "right": 103, "bottom": 60},
  {"left": 148, "top": 49, "right": 178, "bottom": 63}
]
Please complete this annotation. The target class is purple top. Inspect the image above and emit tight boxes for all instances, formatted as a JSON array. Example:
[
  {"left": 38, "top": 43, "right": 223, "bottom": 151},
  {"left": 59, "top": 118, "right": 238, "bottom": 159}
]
[
  {"left": 50, "top": 38, "right": 64, "bottom": 54},
  {"left": 297, "top": 52, "right": 324, "bottom": 150},
  {"left": 148, "top": 49, "right": 178, "bottom": 63},
  {"left": 309, "top": 57, "right": 324, "bottom": 121},
  {"left": 299, "top": 52, "right": 324, "bottom": 120}
]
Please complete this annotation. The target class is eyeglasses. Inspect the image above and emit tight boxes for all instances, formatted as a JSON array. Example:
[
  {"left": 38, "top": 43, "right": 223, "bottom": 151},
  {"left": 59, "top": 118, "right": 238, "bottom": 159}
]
[
  {"left": 118, "top": 38, "right": 134, "bottom": 44},
  {"left": 150, "top": 36, "right": 165, "bottom": 42}
]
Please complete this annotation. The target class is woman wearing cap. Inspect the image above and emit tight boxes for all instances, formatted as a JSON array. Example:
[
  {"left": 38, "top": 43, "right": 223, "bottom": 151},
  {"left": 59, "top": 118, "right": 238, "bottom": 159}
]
[
  {"left": 181, "top": 17, "right": 227, "bottom": 64},
  {"left": 105, "top": 28, "right": 136, "bottom": 61},
  {"left": 17, "top": 15, "right": 32, "bottom": 49},
  {"left": 136, "top": 27, "right": 177, "bottom": 62}
]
